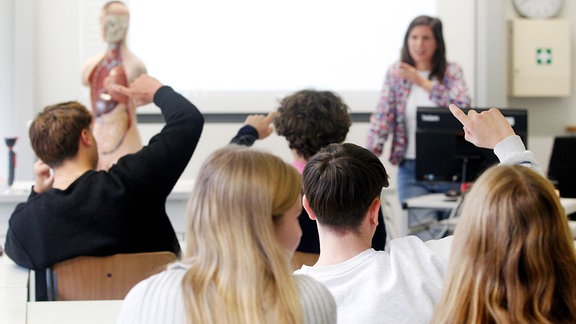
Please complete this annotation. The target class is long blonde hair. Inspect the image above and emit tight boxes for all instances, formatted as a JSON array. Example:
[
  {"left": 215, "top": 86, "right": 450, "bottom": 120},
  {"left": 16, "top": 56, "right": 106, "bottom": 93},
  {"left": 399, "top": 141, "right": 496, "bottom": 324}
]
[
  {"left": 432, "top": 165, "right": 576, "bottom": 323},
  {"left": 181, "top": 145, "right": 303, "bottom": 324}
]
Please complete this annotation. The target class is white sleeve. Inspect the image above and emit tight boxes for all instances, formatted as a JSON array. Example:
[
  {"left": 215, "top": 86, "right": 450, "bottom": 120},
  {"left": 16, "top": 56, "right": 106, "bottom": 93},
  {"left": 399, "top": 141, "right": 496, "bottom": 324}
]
[
  {"left": 493, "top": 135, "right": 544, "bottom": 175},
  {"left": 424, "top": 236, "right": 453, "bottom": 263}
]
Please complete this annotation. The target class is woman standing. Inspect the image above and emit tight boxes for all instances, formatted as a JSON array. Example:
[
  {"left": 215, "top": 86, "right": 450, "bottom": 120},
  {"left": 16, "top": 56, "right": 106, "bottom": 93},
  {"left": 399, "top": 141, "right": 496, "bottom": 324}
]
[{"left": 367, "top": 15, "right": 471, "bottom": 237}]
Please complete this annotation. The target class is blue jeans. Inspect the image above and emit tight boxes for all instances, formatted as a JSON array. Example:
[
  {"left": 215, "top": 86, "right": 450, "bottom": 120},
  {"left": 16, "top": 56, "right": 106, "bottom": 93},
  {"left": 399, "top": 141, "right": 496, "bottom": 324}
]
[{"left": 398, "top": 159, "right": 460, "bottom": 239}]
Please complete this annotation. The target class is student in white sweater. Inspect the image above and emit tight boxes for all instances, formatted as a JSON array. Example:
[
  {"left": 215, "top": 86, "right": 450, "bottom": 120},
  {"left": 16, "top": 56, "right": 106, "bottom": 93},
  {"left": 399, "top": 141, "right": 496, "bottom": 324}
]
[
  {"left": 295, "top": 105, "right": 541, "bottom": 324},
  {"left": 117, "top": 146, "right": 336, "bottom": 324}
]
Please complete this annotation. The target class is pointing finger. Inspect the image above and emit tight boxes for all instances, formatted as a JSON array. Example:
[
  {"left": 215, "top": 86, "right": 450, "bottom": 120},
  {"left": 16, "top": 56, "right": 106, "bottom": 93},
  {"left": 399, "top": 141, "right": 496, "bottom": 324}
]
[{"left": 449, "top": 104, "right": 469, "bottom": 127}]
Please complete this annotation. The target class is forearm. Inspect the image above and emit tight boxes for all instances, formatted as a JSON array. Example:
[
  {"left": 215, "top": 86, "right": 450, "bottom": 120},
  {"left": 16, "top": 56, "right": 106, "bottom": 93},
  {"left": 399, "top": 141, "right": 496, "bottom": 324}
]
[
  {"left": 230, "top": 125, "right": 259, "bottom": 147},
  {"left": 114, "top": 86, "right": 204, "bottom": 195},
  {"left": 494, "top": 135, "right": 543, "bottom": 175}
]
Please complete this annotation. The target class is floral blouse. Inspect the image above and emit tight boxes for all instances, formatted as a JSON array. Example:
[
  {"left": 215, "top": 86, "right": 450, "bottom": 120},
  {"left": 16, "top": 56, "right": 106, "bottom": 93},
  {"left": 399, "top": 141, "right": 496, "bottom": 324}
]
[{"left": 366, "top": 61, "right": 471, "bottom": 165}]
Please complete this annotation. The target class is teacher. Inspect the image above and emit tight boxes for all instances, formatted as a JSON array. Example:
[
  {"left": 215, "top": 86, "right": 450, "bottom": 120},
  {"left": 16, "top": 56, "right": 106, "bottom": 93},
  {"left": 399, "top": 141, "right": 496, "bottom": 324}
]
[{"left": 366, "top": 15, "right": 471, "bottom": 238}]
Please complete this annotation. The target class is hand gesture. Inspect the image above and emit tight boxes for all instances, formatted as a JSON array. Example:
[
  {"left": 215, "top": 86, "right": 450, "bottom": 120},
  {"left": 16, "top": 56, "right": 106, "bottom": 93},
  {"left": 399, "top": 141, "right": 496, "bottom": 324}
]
[
  {"left": 243, "top": 112, "right": 277, "bottom": 140},
  {"left": 394, "top": 63, "right": 433, "bottom": 90},
  {"left": 33, "top": 160, "right": 54, "bottom": 193},
  {"left": 449, "top": 104, "right": 515, "bottom": 149},
  {"left": 112, "top": 74, "right": 163, "bottom": 107}
]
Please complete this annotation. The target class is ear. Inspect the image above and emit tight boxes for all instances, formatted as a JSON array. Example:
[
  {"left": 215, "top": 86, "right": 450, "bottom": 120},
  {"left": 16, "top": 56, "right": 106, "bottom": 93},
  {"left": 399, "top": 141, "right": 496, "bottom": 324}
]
[
  {"left": 368, "top": 198, "right": 381, "bottom": 225},
  {"left": 79, "top": 129, "right": 94, "bottom": 147},
  {"left": 302, "top": 195, "right": 317, "bottom": 221}
]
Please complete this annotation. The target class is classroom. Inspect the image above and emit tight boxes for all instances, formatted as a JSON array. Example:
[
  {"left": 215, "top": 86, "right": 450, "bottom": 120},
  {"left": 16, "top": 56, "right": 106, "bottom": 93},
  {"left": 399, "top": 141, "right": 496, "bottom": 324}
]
[{"left": 1, "top": 0, "right": 576, "bottom": 323}]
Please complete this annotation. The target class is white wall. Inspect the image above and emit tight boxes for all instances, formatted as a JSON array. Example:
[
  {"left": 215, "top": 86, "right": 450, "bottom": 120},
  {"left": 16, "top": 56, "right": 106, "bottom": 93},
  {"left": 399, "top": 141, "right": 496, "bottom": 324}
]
[
  {"left": 474, "top": 0, "right": 576, "bottom": 172},
  {"left": 0, "top": 0, "right": 36, "bottom": 188}
]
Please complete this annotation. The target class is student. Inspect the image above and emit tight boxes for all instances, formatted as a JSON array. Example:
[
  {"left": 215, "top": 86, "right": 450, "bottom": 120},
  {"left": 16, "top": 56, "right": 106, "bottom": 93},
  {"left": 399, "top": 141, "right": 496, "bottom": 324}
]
[
  {"left": 295, "top": 105, "right": 540, "bottom": 323},
  {"left": 82, "top": 1, "right": 147, "bottom": 170},
  {"left": 117, "top": 145, "right": 337, "bottom": 324},
  {"left": 4, "top": 75, "right": 204, "bottom": 300},
  {"left": 230, "top": 89, "right": 387, "bottom": 268},
  {"left": 431, "top": 165, "right": 576, "bottom": 323},
  {"left": 431, "top": 106, "right": 576, "bottom": 323},
  {"left": 366, "top": 15, "right": 471, "bottom": 238}
]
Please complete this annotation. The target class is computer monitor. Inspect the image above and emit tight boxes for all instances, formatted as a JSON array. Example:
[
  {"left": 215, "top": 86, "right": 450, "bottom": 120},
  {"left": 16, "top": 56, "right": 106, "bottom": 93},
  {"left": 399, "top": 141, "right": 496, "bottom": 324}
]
[
  {"left": 548, "top": 136, "right": 576, "bottom": 198},
  {"left": 415, "top": 107, "right": 528, "bottom": 183}
]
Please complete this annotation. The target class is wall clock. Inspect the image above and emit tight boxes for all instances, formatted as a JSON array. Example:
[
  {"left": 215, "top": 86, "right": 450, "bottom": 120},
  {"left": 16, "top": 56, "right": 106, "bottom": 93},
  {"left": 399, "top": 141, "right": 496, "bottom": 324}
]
[{"left": 512, "top": 0, "right": 563, "bottom": 18}]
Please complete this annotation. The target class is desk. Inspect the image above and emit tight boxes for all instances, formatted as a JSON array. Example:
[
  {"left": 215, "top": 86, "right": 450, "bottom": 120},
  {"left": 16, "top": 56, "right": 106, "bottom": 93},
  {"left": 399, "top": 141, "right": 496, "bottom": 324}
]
[
  {"left": 402, "top": 193, "right": 576, "bottom": 237},
  {"left": 27, "top": 300, "right": 123, "bottom": 324},
  {"left": 0, "top": 287, "right": 27, "bottom": 324},
  {"left": 0, "top": 180, "right": 194, "bottom": 242},
  {"left": 0, "top": 254, "right": 30, "bottom": 288},
  {"left": 0, "top": 255, "right": 30, "bottom": 324}
]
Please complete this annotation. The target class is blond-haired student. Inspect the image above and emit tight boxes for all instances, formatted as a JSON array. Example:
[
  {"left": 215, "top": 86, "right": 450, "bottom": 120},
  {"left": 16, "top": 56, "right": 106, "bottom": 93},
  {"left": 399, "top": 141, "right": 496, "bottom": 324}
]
[{"left": 117, "top": 145, "right": 336, "bottom": 324}]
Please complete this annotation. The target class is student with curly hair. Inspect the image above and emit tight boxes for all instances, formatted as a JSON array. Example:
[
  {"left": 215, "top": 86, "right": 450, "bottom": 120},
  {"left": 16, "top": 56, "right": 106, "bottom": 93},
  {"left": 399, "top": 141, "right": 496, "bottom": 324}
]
[
  {"left": 276, "top": 90, "right": 387, "bottom": 268},
  {"left": 230, "top": 89, "right": 387, "bottom": 268}
]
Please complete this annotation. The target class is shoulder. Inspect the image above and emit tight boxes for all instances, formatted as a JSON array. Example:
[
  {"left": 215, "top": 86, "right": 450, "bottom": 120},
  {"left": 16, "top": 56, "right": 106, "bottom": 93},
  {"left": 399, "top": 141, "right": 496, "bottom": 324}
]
[
  {"left": 122, "top": 53, "right": 147, "bottom": 82},
  {"left": 389, "top": 236, "right": 448, "bottom": 261},
  {"left": 293, "top": 274, "right": 337, "bottom": 324},
  {"left": 445, "top": 61, "right": 465, "bottom": 74},
  {"left": 423, "top": 236, "right": 453, "bottom": 262},
  {"left": 118, "top": 264, "right": 186, "bottom": 323},
  {"left": 81, "top": 54, "right": 104, "bottom": 85},
  {"left": 125, "top": 264, "right": 186, "bottom": 298},
  {"left": 294, "top": 273, "right": 331, "bottom": 294},
  {"left": 122, "top": 263, "right": 187, "bottom": 304},
  {"left": 386, "top": 61, "right": 401, "bottom": 74}
]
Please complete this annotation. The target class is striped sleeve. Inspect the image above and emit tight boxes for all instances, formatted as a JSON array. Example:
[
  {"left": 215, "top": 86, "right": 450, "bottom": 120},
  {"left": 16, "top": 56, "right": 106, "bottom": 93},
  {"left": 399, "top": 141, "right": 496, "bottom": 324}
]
[
  {"left": 116, "top": 265, "right": 186, "bottom": 324},
  {"left": 294, "top": 274, "right": 337, "bottom": 324}
]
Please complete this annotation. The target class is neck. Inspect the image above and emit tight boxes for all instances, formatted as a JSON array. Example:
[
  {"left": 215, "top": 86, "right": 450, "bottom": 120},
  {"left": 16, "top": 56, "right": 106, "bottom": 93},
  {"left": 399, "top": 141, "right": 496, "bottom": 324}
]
[
  {"left": 315, "top": 226, "right": 373, "bottom": 266},
  {"left": 107, "top": 41, "right": 128, "bottom": 56},
  {"left": 52, "top": 161, "right": 93, "bottom": 190},
  {"left": 290, "top": 149, "right": 307, "bottom": 164},
  {"left": 415, "top": 61, "right": 432, "bottom": 71}
]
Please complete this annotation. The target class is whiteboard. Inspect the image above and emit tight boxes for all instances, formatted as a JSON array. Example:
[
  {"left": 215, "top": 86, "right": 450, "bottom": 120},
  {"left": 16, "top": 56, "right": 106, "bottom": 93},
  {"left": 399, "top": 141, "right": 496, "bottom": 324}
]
[{"left": 83, "top": 0, "right": 436, "bottom": 113}]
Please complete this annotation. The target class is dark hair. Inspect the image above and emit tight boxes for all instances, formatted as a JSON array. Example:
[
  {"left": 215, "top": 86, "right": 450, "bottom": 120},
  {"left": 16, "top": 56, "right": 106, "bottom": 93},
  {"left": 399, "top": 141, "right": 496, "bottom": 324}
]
[
  {"left": 302, "top": 143, "right": 389, "bottom": 232},
  {"left": 400, "top": 15, "right": 447, "bottom": 82},
  {"left": 29, "top": 101, "right": 93, "bottom": 167},
  {"left": 274, "top": 90, "right": 351, "bottom": 160}
]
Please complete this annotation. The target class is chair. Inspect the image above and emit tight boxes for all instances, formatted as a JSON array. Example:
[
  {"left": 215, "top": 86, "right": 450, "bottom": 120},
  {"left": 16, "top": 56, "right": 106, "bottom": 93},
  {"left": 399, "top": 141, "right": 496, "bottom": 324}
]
[{"left": 46, "top": 251, "right": 177, "bottom": 301}]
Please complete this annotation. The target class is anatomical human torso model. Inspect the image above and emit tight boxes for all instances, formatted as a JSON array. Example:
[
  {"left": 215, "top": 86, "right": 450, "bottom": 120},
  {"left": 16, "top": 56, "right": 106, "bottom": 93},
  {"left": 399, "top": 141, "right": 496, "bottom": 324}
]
[{"left": 82, "top": 2, "right": 146, "bottom": 170}]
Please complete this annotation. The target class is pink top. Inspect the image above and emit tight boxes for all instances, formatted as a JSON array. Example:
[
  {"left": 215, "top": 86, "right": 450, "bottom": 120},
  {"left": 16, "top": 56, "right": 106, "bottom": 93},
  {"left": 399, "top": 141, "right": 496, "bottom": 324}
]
[{"left": 292, "top": 160, "right": 306, "bottom": 175}]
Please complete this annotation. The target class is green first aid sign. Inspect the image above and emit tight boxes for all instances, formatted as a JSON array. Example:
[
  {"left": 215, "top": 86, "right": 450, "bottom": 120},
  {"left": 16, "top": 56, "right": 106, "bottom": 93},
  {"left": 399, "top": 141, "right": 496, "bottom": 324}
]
[{"left": 536, "top": 48, "right": 552, "bottom": 65}]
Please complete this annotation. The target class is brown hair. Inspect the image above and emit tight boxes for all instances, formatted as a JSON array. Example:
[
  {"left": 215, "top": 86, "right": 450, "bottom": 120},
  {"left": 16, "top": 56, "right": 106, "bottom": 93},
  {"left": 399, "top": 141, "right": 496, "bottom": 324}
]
[
  {"left": 29, "top": 101, "right": 92, "bottom": 167},
  {"left": 274, "top": 89, "right": 351, "bottom": 160},
  {"left": 432, "top": 165, "right": 576, "bottom": 323},
  {"left": 303, "top": 143, "right": 389, "bottom": 233},
  {"left": 400, "top": 15, "right": 447, "bottom": 82}
]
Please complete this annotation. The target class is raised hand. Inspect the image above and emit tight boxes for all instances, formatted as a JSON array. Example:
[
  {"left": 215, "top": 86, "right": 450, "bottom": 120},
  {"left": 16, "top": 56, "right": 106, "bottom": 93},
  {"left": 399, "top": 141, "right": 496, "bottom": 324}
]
[
  {"left": 112, "top": 74, "right": 163, "bottom": 107},
  {"left": 243, "top": 112, "right": 277, "bottom": 140},
  {"left": 449, "top": 104, "right": 515, "bottom": 149}
]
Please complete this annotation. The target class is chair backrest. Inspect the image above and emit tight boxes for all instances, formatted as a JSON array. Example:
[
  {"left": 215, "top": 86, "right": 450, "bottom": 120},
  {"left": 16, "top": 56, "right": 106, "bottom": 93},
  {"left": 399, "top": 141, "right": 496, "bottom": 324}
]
[{"left": 47, "top": 251, "right": 178, "bottom": 301}]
